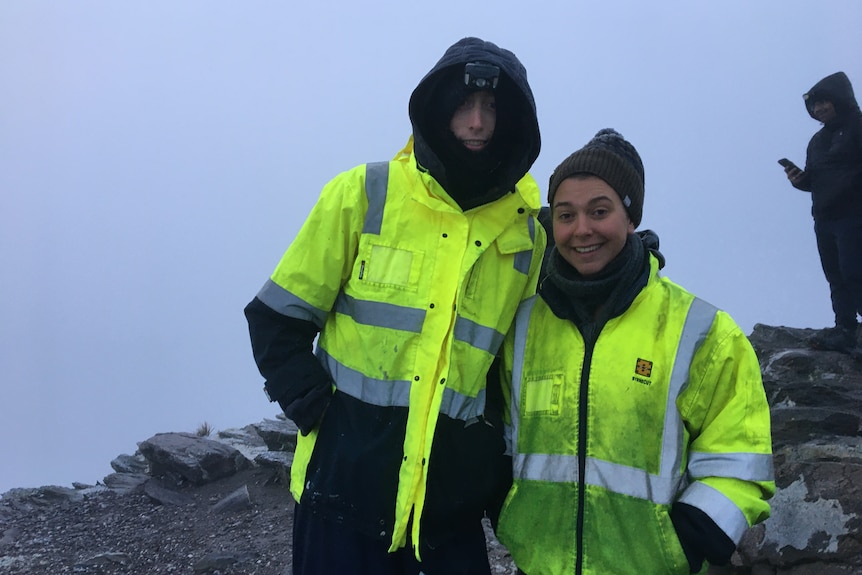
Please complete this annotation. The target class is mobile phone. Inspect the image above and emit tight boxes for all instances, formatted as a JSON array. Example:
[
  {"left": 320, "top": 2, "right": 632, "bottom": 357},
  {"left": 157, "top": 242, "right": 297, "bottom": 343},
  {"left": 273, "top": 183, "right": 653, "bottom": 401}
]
[{"left": 778, "top": 158, "right": 798, "bottom": 170}]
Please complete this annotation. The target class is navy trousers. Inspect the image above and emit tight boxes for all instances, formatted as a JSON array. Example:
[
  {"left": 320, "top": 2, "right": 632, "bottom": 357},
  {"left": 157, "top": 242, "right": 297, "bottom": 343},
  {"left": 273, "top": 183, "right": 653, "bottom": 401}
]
[
  {"left": 814, "top": 216, "right": 862, "bottom": 329},
  {"left": 291, "top": 501, "right": 492, "bottom": 575}
]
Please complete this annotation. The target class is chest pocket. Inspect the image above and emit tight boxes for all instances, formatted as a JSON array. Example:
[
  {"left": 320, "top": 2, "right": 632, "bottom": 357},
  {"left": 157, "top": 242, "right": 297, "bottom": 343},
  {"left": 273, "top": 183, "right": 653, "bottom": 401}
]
[
  {"left": 355, "top": 241, "right": 424, "bottom": 293},
  {"left": 369, "top": 245, "right": 412, "bottom": 285},
  {"left": 465, "top": 217, "right": 535, "bottom": 300},
  {"left": 523, "top": 373, "right": 564, "bottom": 417},
  {"left": 497, "top": 219, "right": 536, "bottom": 257}
]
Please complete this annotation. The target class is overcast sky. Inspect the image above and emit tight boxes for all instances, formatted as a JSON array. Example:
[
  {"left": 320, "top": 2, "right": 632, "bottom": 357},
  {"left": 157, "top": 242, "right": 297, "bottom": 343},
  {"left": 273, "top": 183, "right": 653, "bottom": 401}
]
[{"left": 2, "top": 1, "right": 861, "bottom": 494}]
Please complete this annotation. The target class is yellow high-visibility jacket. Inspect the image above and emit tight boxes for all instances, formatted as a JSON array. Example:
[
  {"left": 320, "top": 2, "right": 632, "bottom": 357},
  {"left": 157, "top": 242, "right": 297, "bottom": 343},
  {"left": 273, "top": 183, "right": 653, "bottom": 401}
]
[
  {"left": 497, "top": 255, "right": 774, "bottom": 575},
  {"left": 256, "top": 138, "right": 545, "bottom": 553}
]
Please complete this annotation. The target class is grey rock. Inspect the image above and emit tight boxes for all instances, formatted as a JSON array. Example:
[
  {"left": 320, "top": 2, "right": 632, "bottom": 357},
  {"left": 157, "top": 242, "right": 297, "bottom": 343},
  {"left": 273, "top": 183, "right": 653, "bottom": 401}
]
[
  {"left": 102, "top": 472, "right": 150, "bottom": 494},
  {"left": 737, "top": 324, "right": 862, "bottom": 572},
  {"left": 143, "top": 478, "right": 195, "bottom": 506},
  {"left": 255, "top": 451, "right": 294, "bottom": 488},
  {"left": 193, "top": 550, "right": 258, "bottom": 573},
  {"left": 4, "top": 485, "right": 89, "bottom": 506},
  {"left": 110, "top": 451, "right": 149, "bottom": 474},
  {"left": 218, "top": 424, "right": 267, "bottom": 444},
  {"left": 76, "top": 551, "right": 131, "bottom": 567},
  {"left": 254, "top": 450, "right": 294, "bottom": 470},
  {"left": 211, "top": 484, "right": 251, "bottom": 514},
  {"left": 252, "top": 418, "right": 299, "bottom": 452},
  {"left": 138, "top": 432, "right": 251, "bottom": 486},
  {"left": 216, "top": 425, "right": 271, "bottom": 463}
]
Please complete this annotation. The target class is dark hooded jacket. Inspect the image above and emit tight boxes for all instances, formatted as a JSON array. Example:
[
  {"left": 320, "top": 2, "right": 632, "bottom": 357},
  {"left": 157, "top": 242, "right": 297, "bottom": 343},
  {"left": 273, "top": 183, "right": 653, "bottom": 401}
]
[
  {"left": 409, "top": 37, "right": 541, "bottom": 210},
  {"left": 244, "top": 37, "right": 542, "bottom": 551},
  {"left": 794, "top": 71, "right": 862, "bottom": 220}
]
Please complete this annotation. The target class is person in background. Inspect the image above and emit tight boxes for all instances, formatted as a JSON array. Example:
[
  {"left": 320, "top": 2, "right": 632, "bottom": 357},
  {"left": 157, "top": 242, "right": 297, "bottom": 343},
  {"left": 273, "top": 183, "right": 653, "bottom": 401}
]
[
  {"left": 495, "top": 129, "right": 774, "bottom": 574},
  {"left": 244, "top": 37, "right": 544, "bottom": 575},
  {"left": 782, "top": 71, "right": 862, "bottom": 355}
]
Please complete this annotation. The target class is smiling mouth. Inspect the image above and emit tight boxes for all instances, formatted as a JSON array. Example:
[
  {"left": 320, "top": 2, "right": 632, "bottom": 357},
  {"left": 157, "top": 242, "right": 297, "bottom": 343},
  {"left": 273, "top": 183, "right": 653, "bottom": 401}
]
[
  {"left": 462, "top": 139, "right": 488, "bottom": 150},
  {"left": 574, "top": 245, "right": 601, "bottom": 254}
]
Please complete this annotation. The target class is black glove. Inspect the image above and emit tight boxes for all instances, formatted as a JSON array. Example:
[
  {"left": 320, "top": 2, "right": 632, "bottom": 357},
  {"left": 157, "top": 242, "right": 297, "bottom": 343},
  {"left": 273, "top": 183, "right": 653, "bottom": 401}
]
[
  {"left": 670, "top": 501, "right": 735, "bottom": 573},
  {"left": 276, "top": 377, "right": 332, "bottom": 435}
]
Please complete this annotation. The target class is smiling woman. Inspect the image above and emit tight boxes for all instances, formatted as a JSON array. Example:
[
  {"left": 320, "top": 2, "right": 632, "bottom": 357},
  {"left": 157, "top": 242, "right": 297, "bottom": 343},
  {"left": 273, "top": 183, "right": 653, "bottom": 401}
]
[
  {"left": 551, "top": 175, "right": 635, "bottom": 277},
  {"left": 495, "top": 129, "right": 775, "bottom": 574}
]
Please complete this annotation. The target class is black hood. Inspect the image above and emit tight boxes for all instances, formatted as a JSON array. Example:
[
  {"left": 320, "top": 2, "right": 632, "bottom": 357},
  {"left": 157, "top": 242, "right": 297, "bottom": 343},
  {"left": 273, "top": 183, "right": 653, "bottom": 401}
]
[
  {"left": 804, "top": 71, "right": 861, "bottom": 123},
  {"left": 408, "top": 37, "right": 541, "bottom": 207}
]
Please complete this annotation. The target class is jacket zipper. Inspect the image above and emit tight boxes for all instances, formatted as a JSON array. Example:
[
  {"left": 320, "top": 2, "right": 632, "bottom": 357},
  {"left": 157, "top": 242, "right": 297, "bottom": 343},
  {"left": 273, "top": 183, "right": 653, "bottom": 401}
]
[{"left": 575, "top": 322, "right": 598, "bottom": 575}]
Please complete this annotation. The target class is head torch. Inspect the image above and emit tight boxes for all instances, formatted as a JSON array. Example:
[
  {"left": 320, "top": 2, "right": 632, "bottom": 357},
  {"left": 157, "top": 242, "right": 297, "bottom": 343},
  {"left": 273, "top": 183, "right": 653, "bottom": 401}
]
[{"left": 464, "top": 62, "right": 500, "bottom": 90}]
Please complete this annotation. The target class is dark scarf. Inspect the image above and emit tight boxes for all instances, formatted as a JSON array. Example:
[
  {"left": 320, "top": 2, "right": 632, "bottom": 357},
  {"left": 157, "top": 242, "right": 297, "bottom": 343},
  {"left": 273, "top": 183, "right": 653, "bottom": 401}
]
[
  {"left": 433, "top": 130, "right": 507, "bottom": 211},
  {"left": 541, "top": 233, "right": 649, "bottom": 338}
]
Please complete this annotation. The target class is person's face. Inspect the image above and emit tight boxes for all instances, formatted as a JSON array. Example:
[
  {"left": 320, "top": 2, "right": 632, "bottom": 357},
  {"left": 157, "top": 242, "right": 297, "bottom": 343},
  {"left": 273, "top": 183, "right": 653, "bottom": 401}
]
[
  {"left": 812, "top": 100, "right": 837, "bottom": 123},
  {"left": 552, "top": 175, "right": 635, "bottom": 277},
  {"left": 449, "top": 90, "right": 496, "bottom": 152}
]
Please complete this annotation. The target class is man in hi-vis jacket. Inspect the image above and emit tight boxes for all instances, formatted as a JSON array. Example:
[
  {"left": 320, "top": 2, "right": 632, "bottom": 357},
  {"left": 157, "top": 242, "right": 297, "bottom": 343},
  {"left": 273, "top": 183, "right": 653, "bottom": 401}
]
[{"left": 244, "top": 36, "right": 544, "bottom": 575}]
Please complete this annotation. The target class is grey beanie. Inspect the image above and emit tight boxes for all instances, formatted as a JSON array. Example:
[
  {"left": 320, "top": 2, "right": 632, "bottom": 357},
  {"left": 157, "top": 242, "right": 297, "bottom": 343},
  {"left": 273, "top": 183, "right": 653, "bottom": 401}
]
[{"left": 547, "top": 128, "right": 645, "bottom": 227}]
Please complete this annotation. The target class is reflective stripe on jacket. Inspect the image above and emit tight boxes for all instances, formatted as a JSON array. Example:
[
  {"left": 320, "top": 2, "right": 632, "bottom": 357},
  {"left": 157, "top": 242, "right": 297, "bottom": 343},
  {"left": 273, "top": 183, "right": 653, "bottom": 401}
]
[
  {"left": 497, "top": 256, "right": 774, "bottom": 575},
  {"left": 258, "top": 138, "right": 545, "bottom": 551}
]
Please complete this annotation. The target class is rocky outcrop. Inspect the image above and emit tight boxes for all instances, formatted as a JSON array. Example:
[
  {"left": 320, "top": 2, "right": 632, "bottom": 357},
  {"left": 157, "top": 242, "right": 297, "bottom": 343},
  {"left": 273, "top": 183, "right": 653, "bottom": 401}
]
[
  {"left": 1, "top": 324, "right": 861, "bottom": 574},
  {"left": 0, "top": 419, "right": 304, "bottom": 575},
  {"left": 732, "top": 324, "right": 862, "bottom": 574},
  {"left": 138, "top": 432, "right": 252, "bottom": 486}
]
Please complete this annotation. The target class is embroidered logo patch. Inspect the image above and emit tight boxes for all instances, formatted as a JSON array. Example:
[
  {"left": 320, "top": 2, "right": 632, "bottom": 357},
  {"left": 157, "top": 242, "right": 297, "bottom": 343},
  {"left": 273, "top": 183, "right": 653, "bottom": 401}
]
[{"left": 635, "top": 358, "right": 653, "bottom": 377}]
